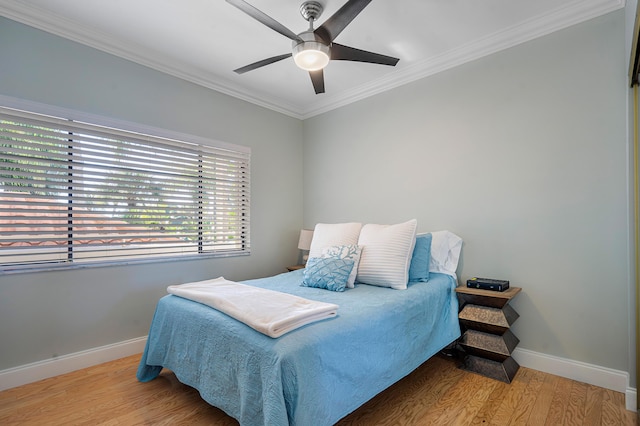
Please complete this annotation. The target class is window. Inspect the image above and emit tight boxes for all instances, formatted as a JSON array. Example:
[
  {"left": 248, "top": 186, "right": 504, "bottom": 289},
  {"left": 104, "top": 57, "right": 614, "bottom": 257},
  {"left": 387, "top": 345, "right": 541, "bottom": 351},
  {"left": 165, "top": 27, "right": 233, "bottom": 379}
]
[{"left": 0, "top": 105, "right": 250, "bottom": 272}]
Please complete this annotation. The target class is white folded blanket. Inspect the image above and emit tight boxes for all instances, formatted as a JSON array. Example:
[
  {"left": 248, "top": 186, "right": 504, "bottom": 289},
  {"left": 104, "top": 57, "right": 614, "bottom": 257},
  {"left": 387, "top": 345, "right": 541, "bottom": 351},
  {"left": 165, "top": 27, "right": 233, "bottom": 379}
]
[{"left": 167, "top": 277, "right": 339, "bottom": 338}]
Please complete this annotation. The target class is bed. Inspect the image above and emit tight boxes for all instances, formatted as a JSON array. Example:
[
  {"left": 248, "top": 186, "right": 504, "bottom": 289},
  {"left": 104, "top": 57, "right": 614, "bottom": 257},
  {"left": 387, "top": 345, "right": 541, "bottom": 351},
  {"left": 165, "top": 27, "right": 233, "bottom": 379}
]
[
  {"left": 137, "top": 223, "right": 463, "bottom": 426},
  {"left": 137, "top": 269, "right": 460, "bottom": 425}
]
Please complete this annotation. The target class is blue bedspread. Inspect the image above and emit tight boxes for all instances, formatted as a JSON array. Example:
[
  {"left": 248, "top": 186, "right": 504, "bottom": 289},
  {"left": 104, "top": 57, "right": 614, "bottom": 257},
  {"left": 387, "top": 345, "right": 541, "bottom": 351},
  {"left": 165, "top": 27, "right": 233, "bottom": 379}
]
[{"left": 137, "top": 270, "right": 460, "bottom": 426}]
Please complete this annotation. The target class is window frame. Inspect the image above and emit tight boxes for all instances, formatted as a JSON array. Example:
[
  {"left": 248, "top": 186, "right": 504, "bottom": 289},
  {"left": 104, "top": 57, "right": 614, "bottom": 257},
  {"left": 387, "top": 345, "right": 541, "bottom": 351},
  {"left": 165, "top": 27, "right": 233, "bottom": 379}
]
[{"left": 0, "top": 96, "right": 251, "bottom": 274}]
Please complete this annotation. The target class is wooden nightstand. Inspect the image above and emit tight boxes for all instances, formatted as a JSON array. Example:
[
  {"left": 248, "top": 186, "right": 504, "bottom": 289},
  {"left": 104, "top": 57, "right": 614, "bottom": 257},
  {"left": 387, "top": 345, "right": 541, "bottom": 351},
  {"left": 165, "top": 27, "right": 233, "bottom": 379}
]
[
  {"left": 455, "top": 286, "right": 522, "bottom": 383},
  {"left": 287, "top": 264, "right": 305, "bottom": 272}
]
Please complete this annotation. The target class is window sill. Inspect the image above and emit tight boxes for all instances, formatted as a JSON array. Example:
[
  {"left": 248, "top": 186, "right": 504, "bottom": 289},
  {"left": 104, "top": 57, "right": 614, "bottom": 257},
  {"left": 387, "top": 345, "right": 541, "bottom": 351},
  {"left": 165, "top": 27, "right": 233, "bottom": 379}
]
[{"left": 0, "top": 251, "right": 250, "bottom": 276}]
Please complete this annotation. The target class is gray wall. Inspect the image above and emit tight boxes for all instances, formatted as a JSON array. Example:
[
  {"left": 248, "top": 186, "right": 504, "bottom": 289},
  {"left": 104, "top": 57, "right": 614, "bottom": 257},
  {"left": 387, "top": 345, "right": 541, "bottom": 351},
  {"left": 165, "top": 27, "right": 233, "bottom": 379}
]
[
  {"left": 0, "top": 18, "right": 304, "bottom": 370},
  {"left": 303, "top": 11, "right": 630, "bottom": 374}
]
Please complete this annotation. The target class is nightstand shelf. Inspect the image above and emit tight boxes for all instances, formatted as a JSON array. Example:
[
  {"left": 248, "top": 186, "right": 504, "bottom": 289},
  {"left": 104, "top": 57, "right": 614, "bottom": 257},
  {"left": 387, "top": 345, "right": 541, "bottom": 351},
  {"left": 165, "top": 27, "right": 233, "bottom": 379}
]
[
  {"left": 455, "top": 286, "right": 521, "bottom": 383},
  {"left": 287, "top": 264, "right": 305, "bottom": 272},
  {"left": 459, "top": 329, "right": 519, "bottom": 361},
  {"left": 458, "top": 303, "right": 519, "bottom": 334}
]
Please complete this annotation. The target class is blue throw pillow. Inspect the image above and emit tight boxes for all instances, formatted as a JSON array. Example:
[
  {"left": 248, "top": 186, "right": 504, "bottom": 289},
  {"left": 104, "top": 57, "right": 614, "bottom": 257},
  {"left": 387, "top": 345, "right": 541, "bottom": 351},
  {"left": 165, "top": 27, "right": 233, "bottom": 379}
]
[
  {"left": 302, "top": 257, "right": 355, "bottom": 292},
  {"left": 321, "top": 244, "right": 361, "bottom": 289},
  {"left": 409, "top": 233, "right": 432, "bottom": 282}
]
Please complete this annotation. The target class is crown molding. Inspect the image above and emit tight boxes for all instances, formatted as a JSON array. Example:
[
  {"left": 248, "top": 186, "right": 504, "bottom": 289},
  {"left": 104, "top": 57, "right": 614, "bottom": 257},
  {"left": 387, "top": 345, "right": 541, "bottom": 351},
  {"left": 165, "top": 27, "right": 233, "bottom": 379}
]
[
  {"left": 0, "top": 1, "right": 306, "bottom": 119},
  {"left": 301, "top": 0, "right": 626, "bottom": 118},
  {"left": 0, "top": 0, "right": 625, "bottom": 120}
]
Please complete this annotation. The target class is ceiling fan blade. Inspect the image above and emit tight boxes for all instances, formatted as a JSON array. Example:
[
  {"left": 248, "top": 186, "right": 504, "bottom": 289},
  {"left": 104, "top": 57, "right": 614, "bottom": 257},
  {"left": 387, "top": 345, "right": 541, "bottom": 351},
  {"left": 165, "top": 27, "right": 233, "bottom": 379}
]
[
  {"left": 330, "top": 43, "right": 399, "bottom": 66},
  {"left": 309, "top": 70, "right": 325, "bottom": 94},
  {"left": 314, "top": 0, "right": 372, "bottom": 43},
  {"left": 233, "top": 53, "right": 292, "bottom": 74},
  {"left": 226, "top": 0, "right": 302, "bottom": 42}
]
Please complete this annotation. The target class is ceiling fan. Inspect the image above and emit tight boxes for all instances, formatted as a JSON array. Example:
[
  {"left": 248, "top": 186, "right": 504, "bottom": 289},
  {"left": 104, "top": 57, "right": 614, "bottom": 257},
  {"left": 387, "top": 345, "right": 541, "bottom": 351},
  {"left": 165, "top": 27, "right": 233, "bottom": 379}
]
[{"left": 226, "top": 0, "right": 400, "bottom": 94}]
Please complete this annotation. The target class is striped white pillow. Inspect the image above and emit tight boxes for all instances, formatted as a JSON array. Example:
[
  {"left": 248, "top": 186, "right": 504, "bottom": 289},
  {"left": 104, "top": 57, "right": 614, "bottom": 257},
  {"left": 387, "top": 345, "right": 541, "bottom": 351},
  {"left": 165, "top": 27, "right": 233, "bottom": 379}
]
[{"left": 356, "top": 219, "right": 418, "bottom": 290}]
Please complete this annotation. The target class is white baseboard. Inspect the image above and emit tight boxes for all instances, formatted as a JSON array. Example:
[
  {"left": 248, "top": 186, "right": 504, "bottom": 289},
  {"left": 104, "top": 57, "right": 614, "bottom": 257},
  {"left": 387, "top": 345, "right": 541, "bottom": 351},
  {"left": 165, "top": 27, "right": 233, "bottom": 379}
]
[
  {"left": 0, "top": 336, "right": 147, "bottom": 392},
  {"left": 513, "top": 347, "right": 637, "bottom": 412},
  {"left": 0, "top": 339, "right": 636, "bottom": 413},
  {"left": 627, "top": 387, "right": 637, "bottom": 412}
]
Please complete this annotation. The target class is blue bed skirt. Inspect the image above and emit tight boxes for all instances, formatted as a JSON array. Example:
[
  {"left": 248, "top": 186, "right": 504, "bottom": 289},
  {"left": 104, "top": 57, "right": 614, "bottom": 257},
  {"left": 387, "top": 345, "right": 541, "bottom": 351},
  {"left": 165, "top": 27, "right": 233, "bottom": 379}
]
[{"left": 137, "top": 270, "right": 460, "bottom": 426}]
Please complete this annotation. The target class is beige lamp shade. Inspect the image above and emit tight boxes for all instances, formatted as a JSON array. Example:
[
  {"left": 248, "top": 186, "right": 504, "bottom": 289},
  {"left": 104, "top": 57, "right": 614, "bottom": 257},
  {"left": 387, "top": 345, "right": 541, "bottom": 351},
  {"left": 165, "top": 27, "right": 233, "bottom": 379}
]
[{"left": 298, "top": 229, "right": 314, "bottom": 251}]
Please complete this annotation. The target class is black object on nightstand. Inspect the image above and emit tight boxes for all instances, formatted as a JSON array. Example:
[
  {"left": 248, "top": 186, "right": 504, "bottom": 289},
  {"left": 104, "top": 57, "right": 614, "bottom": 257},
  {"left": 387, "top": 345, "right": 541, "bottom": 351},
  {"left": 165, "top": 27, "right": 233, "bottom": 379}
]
[{"left": 455, "top": 285, "right": 522, "bottom": 383}]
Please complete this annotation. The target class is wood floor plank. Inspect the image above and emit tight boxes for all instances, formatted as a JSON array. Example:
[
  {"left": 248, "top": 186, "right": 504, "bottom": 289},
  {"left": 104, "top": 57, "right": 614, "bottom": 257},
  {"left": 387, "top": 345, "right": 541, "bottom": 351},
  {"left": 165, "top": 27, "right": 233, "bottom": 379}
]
[
  {"left": 416, "top": 371, "right": 485, "bottom": 425},
  {"left": 448, "top": 373, "right": 499, "bottom": 426},
  {"left": 508, "top": 368, "right": 546, "bottom": 425},
  {"left": 544, "top": 376, "right": 573, "bottom": 425},
  {"left": 583, "top": 384, "right": 605, "bottom": 425},
  {"left": 0, "top": 353, "right": 636, "bottom": 426},
  {"left": 468, "top": 375, "right": 511, "bottom": 425},
  {"left": 490, "top": 367, "right": 533, "bottom": 425},
  {"left": 526, "top": 372, "right": 560, "bottom": 426},
  {"left": 562, "top": 380, "right": 588, "bottom": 425},
  {"left": 601, "top": 388, "right": 623, "bottom": 426}
]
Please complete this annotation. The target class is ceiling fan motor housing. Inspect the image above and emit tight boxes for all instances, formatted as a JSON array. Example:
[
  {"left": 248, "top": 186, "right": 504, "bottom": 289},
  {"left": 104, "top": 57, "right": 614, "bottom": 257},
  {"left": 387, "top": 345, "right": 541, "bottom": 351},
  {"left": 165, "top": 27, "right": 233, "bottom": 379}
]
[{"left": 292, "top": 31, "right": 330, "bottom": 71}]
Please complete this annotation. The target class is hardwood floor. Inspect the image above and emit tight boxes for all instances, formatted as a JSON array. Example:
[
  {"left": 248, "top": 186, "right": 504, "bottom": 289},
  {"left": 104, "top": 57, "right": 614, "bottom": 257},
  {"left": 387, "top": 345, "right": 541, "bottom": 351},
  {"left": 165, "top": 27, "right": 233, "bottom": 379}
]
[{"left": 0, "top": 353, "right": 636, "bottom": 425}]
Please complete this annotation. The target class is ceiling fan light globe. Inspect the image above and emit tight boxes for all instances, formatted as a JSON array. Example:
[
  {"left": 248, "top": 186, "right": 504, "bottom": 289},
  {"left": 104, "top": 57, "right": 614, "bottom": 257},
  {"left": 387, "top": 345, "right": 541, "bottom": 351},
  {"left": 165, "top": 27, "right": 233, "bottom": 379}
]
[{"left": 293, "top": 41, "right": 330, "bottom": 71}]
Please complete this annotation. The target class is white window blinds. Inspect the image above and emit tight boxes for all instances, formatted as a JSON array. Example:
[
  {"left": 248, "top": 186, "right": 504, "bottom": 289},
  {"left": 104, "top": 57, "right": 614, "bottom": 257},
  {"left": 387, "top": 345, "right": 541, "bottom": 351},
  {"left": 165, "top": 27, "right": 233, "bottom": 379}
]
[{"left": 0, "top": 106, "right": 250, "bottom": 272}]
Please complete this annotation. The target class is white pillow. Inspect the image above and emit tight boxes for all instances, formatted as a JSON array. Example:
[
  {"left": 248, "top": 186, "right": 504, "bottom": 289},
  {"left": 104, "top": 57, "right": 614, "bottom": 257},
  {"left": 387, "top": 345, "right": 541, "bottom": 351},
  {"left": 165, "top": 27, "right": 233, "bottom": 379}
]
[
  {"left": 356, "top": 219, "right": 418, "bottom": 290},
  {"left": 308, "top": 222, "right": 362, "bottom": 260},
  {"left": 429, "top": 230, "right": 463, "bottom": 278},
  {"left": 321, "top": 244, "right": 362, "bottom": 289}
]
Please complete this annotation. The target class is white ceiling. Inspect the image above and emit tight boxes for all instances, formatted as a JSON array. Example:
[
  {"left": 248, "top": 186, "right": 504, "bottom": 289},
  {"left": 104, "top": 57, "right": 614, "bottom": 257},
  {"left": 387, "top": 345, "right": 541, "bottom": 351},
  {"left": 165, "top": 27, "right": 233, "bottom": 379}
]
[{"left": 0, "top": 0, "right": 625, "bottom": 119}]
